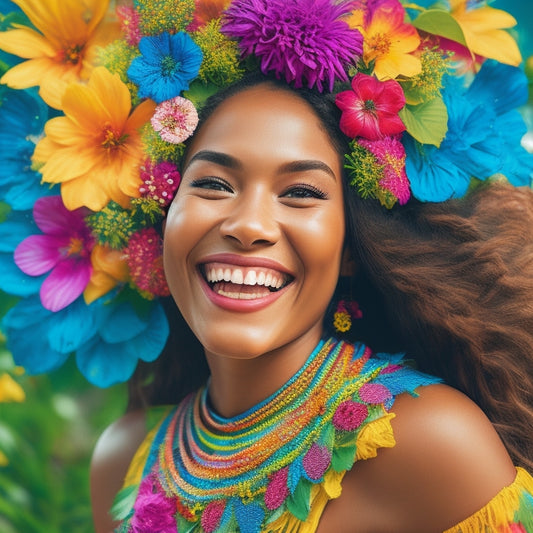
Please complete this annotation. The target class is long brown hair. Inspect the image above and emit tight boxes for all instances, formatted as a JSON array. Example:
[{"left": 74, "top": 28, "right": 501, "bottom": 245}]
[{"left": 127, "top": 74, "right": 533, "bottom": 471}]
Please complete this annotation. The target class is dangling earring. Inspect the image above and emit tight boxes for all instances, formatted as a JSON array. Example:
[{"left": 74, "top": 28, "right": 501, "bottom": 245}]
[{"left": 333, "top": 300, "right": 363, "bottom": 333}]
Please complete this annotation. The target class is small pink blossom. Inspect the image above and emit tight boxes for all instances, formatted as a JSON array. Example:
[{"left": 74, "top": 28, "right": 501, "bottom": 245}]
[
  {"left": 201, "top": 500, "right": 226, "bottom": 533},
  {"left": 117, "top": 5, "right": 142, "bottom": 46},
  {"left": 302, "top": 442, "right": 331, "bottom": 480},
  {"left": 359, "top": 136, "right": 411, "bottom": 204},
  {"left": 139, "top": 159, "right": 181, "bottom": 207},
  {"left": 14, "top": 196, "right": 93, "bottom": 312},
  {"left": 336, "top": 73, "right": 406, "bottom": 140},
  {"left": 359, "top": 383, "right": 392, "bottom": 404},
  {"left": 151, "top": 96, "right": 199, "bottom": 144},
  {"left": 332, "top": 400, "right": 368, "bottom": 431},
  {"left": 125, "top": 228, "right": 170, "bottom": 297},
  {"left": 131, "top": 474, "right": 177, "bottom": 533},
  {"left": 264, "top": 467, "right": 290, "bottom": 510}
]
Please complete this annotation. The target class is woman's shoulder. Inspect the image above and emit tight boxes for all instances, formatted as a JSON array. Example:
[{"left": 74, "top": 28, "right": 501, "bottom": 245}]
[
  {"left": 338, "top": 383, "right": 518, "bottom": 532},
  {"left": 90, "top": 409, "right": 150, "bottom": 533}
]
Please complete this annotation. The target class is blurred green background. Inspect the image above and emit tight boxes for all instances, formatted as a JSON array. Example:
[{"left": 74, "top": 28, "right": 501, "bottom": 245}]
[{"left": 0, "top": 2, "right": 531, "bottom": 532}]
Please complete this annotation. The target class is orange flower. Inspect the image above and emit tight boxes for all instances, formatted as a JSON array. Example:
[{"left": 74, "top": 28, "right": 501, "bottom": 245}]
[
  {"left": 348, "top": 0, "right": 421, "bottom": 80},
  {"left": 85, "top": 244, "right": 130, "bottom": 304},
  {"left": 0, "top": 0, "right": 120, "bottom": 108},
  {"left": 33, "top": 67, "right": 156, "bottom": 211},
  {"left": 450, "top": 0, "right": 521, "bottom": 66}
]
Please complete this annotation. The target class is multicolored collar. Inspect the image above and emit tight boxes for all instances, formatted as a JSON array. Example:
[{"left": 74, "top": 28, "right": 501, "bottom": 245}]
[{"left": 114, "top": 338, "right": 440, "bottom": 532}]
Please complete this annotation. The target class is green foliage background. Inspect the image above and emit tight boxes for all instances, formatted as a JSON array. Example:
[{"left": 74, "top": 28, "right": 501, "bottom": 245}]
[{"left": 0, "top": 292, "right": 128, "bottom": 533}]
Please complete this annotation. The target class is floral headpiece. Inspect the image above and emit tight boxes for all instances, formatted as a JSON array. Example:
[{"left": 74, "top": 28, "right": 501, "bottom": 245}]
[{"left": 0, "top": 0, "right": 531, "bottom": 387}]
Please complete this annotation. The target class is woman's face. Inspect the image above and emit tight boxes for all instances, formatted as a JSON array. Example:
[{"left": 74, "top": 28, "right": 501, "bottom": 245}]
[{"left": 164, "top": 84, "right": 346, "bottom": 359}]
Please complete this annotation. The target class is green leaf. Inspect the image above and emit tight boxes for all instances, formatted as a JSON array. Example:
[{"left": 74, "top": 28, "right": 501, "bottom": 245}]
[
  {"left": 111, "top": 485, "right": 138, "bottom": 521},
  {"left": 331, "top": 444, "right": 356, "bottom": 472},
  {"left": 399, "top": 96, "right": 448, "bottom": 147},
  {"left": 412, "top": 9, "right": 468, "bottom": 47},
  {"left": 286, "top": 479, "right": 312, "bottom": 521},
  {"left": 176, "top": 514, "right": 200, "bottom": 533}
]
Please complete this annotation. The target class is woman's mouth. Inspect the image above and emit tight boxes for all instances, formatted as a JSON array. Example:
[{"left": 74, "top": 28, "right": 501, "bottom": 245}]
[{"left": 200, "top": 261, "right": 294, "bottom": 300}]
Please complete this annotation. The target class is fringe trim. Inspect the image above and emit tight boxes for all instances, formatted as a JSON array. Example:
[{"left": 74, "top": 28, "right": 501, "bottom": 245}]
[
  {"left": 355, "top": 412, "right": 396, "bottom": 461},
  {"left": 443, "top": 467, "right": 533, "bottom": 533}
]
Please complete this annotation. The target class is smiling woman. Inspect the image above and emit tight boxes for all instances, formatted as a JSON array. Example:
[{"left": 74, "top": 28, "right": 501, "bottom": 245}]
[{"left": 0, "top": 0, "right": 533, "bottom": 532}]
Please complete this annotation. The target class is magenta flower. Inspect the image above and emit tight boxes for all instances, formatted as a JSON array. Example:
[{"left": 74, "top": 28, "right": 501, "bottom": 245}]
[
  {"left": 302, "top": 442, "right": 331, "bottom": 480},
  {"left": 117, "top": 5, "right": 142, "bottom": 46},
  {"left": 125, "top": 228, "right": 170, "bottom": 297},
  {"left": 14, "top": 196, "right": 94, "bottom": 312},
  {"left": 222, "top": 0, "right": 363, "bottom": 92},
  {"left": 151, "top": 96, "right": 199, "bottom": 144},
  {"left": 336, "top": 73, "right": 406, "bottom": 140},
  {"left": 131, "top": 474, "right": 177, "bottom": 533},
  {"left": 332, "top": 400, "right": 368, "bottom": 431},
  {"left": 264, "top": 467, "right": 289, "bottom": 510},
  {"left": 359, "top": 383, "right": 392, "bottom": 404},
  {"left": 359, "top": 136, "right": 411, "bottom": 205},
  {"left": 139, "top": 159, "right": 181, "bottom": 207},
  {"left": 201, "top": 500, "right": 226, "bottom": 533}
]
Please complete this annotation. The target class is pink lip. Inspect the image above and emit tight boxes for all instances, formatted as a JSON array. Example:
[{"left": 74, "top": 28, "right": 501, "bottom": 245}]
[
  {"left": 198, "top": 253, "right": 294, "bottom": 275},
  {"left": 197, "top": 253, "right": 294, "bottom": 313}
]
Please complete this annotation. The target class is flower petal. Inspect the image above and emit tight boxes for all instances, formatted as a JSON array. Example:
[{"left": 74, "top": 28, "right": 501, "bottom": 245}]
[
  {"left": 40, "top": 257, "right": 92, "bottom": 312},
  {"left": 14, "top": 234, "right": 64, "bottom": 275}
]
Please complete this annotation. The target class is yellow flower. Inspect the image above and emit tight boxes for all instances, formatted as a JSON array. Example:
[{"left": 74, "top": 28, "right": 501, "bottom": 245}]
[
  {"left": 0, "top": 0, "right": 120, "bottom": 109},
  {"left": 0, "top": 372, "right": 25, "bottom": 403},
  {"left": 347, "top": 0, "right": 421, "bottom": 81},
  {"left": 33, "top": 67, "right": 156, "bottom": 211},
  {"left": 84, "top": 244, "right": 130, "bottom": 304},
  {"left": 450, "top": 0, "right": 521, "bottom": 66}
]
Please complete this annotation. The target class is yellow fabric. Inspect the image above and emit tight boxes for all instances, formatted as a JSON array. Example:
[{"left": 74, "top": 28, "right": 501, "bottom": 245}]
[{"left": 443, "top": 467, "right": 533, "bottom": 533}]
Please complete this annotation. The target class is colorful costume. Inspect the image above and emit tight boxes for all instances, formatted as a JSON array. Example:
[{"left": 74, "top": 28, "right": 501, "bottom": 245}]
[{"left": 113, "top": 338, "right": 533, "bottom": 532}]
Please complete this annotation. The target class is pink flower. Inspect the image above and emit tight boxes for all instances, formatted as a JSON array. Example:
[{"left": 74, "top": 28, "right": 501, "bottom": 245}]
[
  {"left": 359, "top": 383, "right": 392, "bottom": 404},
  {"left": 14, "top": 196, "right": 93, "bottom": 312},
  {"left": 264, "top": 467, "right": 289, "bottom": 510},
  {"left": 117, "top": 5, "right": 142, "bottom": 46},
  {"left": 201, "top": 500, "right": 226, "bottom": 533},
  {"left": 335, "top": 73, "right": 406, "bottom": 140},
  {"left": 332, "top": 400, "right": 368, "bottom": 431},
  {"left": 302, "top": 442, "right": 331, "bottom": 480},
  {"left": 151, "top": 96, "right": 199, "bottom": 144},
  {"left": 359, "top": 136, "right": 410, "bottom": 205},
  {"left": 125, "top": 228, "right": 170, "bottom": 297},
  {"left": 139, "top": 160, "right": 181, "bottom": 207},
  {"left": 222, "top": 0, "right": 363, "bottom": 92},
  {"left": 131, "top": 474, "right": 177, "bottom": 533}
]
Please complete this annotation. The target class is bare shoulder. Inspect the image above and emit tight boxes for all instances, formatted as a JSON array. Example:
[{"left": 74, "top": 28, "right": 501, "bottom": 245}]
[
  {"left": 90, "top": 409, "right": 148, "bottom": 533},
  {"left": 338, "top": 384, "right": 517, "bottom": 532}
]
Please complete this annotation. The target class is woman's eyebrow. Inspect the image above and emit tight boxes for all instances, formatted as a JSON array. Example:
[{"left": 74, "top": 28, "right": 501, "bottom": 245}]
[
  {"left": 279, "top": 160, "right": 337, "bottom": 181},
  {"left": 184, "top": 150, "right": 241, "bottom": 171}
]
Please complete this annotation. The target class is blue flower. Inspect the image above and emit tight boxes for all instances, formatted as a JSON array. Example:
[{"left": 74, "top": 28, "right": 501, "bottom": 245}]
[
  {"left": 0, "top": 87, "right": 55, "bottom": 210},
  {"left": 2, "top": 293, "right": 169, "bottom": 387},
  {"left": 405, "top": 60, "right": 533, "bottom": 202},
  {"left": 127, "top": 31, "right": 203, "bottom": 103},
  {"left": 0, "top": 208, "right": 44, "bottom": 297}
]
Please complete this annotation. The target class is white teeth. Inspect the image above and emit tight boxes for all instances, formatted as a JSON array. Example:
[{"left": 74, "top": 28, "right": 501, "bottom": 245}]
[
  {"left": 217, "top": 267, "right": 224, "bottom": 281},
  {"left": 230, "top": 269, "right": 244, "bottom": 284},
  {"left": 265, "top": 273, "right": 273, "bottom": 287},
  {"left": 223, "top": 268, "right": 231, "bottom": 282},
  {"left": 244, "top": 270, "right": 257, "bottom": 285},
  {"left": 256, "top": 271, "right": 266, "bottom": 285}
]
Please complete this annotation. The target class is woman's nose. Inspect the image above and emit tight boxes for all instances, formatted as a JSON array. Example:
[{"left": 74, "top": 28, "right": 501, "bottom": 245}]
[{"left": 219, "top": 188, "right": 281, "bottom": 248}]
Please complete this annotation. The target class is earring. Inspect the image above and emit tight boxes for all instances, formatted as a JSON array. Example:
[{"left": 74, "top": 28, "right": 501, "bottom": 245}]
[{"left": 333, "top": 300, "right": 363, "bottom": 333}]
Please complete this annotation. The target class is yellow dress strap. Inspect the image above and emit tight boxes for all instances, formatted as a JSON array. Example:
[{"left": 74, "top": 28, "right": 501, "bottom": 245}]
[
  {"left": 444, "top": 467, "right": 533, "bottom": 533},
  {"left": 123, "top": 406, "right": 173, "bottom": 488}
]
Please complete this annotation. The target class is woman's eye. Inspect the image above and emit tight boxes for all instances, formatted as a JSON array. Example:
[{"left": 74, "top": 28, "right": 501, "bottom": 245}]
[
  {"left": 190, "top": 177, "right": 232, "bottom": 192},
  {"left": 282, "top": 185, "right": 327, "bottom": 199}
]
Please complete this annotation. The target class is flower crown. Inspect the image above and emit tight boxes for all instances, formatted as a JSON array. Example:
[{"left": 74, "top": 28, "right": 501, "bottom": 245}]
[{"left": 0, "top": 0, "right": 531, "bottom": 387}]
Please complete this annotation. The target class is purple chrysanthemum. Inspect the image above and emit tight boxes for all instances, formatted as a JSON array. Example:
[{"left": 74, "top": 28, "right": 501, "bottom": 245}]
[{"left": 221, "top": 0, "right": 363, "bottom": 92}]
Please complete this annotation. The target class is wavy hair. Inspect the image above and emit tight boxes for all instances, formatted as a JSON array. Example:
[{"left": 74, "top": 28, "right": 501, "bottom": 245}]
[{"left": 127, "top": 74, "right": 533, "bottom": 471}]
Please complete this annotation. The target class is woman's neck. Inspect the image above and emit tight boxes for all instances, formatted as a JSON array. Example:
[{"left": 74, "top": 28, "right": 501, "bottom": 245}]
[{"left": 204, "top": 329, "right": 324, "bottom": 418}]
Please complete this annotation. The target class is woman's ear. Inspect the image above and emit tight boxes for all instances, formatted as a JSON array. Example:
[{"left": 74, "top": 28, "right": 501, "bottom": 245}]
[{"left": 340, "top": 248, "right": 357, "bottom": 276}]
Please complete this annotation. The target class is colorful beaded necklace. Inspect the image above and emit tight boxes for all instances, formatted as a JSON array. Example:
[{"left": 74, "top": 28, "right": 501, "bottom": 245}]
[{"left": 118, "top": 338, "right": 439, "bottom": 533}]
